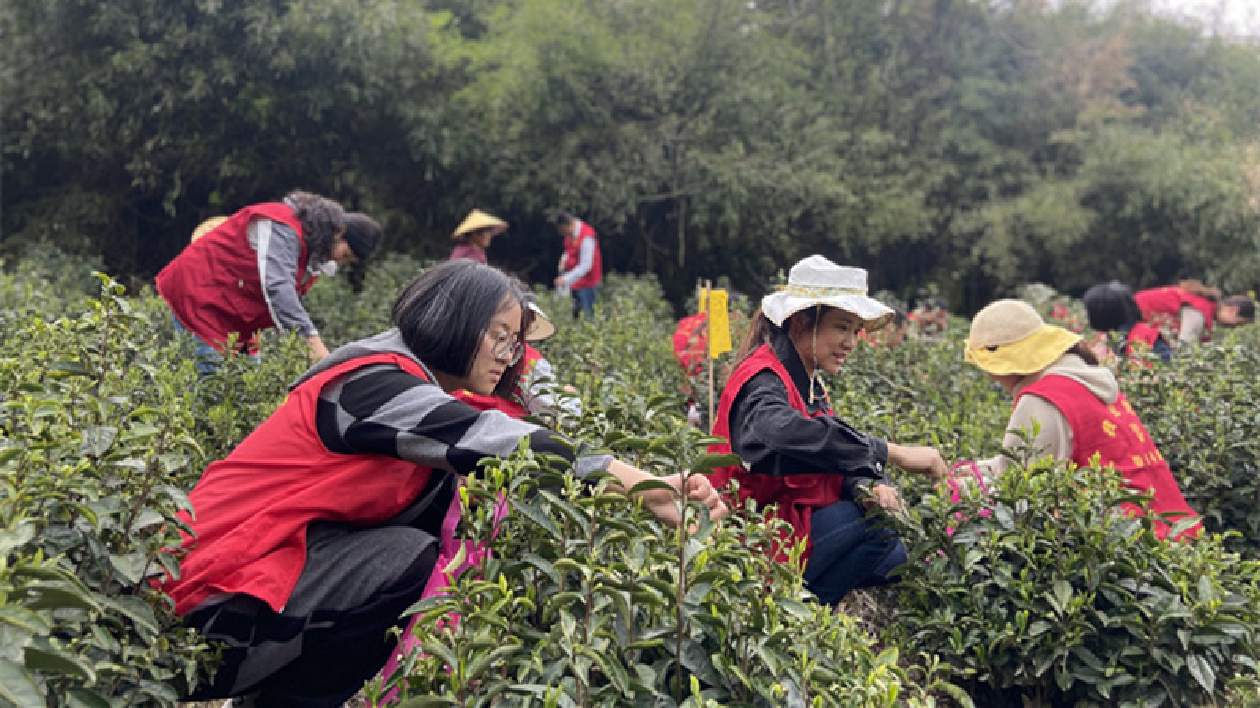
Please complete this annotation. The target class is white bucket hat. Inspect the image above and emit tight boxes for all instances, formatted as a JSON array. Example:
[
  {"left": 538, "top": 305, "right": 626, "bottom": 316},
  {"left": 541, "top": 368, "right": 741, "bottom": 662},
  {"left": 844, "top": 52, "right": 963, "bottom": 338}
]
[
  {"left": 525, "top": 302, "right": 556, "bottom": 342},
  {"left": 761, "top": 255, "right": 894, "bottom": 331}
]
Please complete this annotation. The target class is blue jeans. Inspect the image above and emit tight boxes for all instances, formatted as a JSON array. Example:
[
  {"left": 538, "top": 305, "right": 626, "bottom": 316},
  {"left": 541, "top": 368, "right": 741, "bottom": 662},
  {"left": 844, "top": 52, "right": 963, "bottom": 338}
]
[
  {"left": 170, "top": 312, "right": 224, "bottom": 376},
  {"left": 803, "top": 500, "right": 906, "bottom": 606},
  {"left": 572, "top": 286, "right": 599, "bottom": 318}
]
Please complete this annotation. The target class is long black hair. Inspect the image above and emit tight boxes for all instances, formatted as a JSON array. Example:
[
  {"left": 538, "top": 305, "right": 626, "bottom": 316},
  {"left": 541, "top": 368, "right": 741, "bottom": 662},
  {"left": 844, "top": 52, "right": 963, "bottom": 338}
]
[
  {"left": 1223, "top": 295, "right": 1256, "bottom": 324},
  {"left": 285, "top": 189, "right": 346, "bottom": 264},
  {"left": 1083, "top": 281, "right": 1141, "bottom": 333},
  {"left": 732, "top": 306, "right": 831, "bottom": 368},
  {"left": 391, "top": 260, "right": 528, "bottom": 390},
  {"left": 491, "top": 278, "right": 538, "bottom": 398}
]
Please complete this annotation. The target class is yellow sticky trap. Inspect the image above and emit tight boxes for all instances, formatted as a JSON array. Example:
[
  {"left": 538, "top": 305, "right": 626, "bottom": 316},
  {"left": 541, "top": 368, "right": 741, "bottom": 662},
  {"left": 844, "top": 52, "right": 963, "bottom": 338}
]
[{"left": 708, "top": 289, "right": 732, "bottom": 357}]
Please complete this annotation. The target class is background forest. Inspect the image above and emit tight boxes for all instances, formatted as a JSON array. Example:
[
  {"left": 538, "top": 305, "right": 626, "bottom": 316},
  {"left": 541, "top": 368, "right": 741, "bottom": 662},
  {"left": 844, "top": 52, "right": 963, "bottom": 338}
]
[{"left": 4, "top": 0, "right": 1260, "bottom": 310}]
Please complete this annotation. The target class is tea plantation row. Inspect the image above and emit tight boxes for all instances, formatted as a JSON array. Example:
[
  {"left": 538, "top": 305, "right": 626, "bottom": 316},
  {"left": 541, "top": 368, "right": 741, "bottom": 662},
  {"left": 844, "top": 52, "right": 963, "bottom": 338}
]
[{"left": 1, "top": 250, "right": 1258, "bottom": 706}]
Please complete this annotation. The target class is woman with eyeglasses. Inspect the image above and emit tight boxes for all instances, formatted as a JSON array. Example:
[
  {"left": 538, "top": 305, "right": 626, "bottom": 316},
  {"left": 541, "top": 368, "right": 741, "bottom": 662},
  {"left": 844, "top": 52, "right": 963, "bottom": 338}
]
[
  {"left": 452, "top": 295, "right": 583, "bottom": 420},
  {"left": 165, "top": 259, "right": 727, "bottom": 707}
]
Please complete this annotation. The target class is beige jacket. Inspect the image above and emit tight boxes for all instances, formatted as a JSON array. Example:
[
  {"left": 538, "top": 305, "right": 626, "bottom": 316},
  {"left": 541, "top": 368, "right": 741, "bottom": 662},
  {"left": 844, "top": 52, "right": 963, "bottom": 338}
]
[{"left": 976, "top": 353, "right": 1119, "bottom": 481}]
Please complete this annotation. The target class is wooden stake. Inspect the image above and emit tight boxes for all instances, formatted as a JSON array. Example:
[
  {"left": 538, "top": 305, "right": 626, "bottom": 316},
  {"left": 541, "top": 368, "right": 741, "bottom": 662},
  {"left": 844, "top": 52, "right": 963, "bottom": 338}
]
[{"left": 705, "top": 279, "right": 715, "bottom": 433}]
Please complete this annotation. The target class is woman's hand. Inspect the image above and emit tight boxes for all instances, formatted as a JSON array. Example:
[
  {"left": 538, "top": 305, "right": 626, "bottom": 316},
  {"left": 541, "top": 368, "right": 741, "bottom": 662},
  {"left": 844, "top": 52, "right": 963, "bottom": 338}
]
[
  {"left": 641, "top": 473, "right": 729, "bottom": 527},
  {"left": 1089, "top": 339, "right": 1113, "bottom": 365},
  {"left": 887, "top": 443, "right": 949, "bottom": 479},
  {"left": 307, "top": 335, "right": 331, "bottom": 362},
  {"left": 864, "top": 483, "right": 902, "bottom": 511},
  {"left": 603, "top": 460, "right": 728, "bottom": 527}
]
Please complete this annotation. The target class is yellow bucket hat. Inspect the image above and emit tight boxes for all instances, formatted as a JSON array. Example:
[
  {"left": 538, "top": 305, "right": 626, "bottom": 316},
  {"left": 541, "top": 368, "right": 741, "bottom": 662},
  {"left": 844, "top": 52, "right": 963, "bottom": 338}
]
[
  {"left": 451, "top": 209, "right": 508, "bottom": 241},
  {"left": 965, "top": 299, "right": 1081, "bottom": 375}
]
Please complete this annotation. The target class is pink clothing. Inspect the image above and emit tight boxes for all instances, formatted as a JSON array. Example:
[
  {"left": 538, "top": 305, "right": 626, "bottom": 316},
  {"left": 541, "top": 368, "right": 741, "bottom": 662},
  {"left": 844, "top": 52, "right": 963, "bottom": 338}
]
[
  {"left": 449, "top": 243, "right": 487, "bottom": 264},
  {"left": 371, "top": 492, "right": 506, "bottom": 706}
]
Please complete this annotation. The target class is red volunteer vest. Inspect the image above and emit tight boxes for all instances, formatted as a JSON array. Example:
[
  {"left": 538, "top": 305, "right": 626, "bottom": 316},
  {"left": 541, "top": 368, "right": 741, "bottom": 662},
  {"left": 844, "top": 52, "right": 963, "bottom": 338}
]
[
  {"left": 157, "top": 203, "right": 317, "bottom": 353},
  {"left": 562, "top": 222, "right": 603, "bottom": 290},
  {"left": 1134, "top": 286, "right": 1216, "bottom": 341},
  {"left": 1122, "top": 322, "right": 1164, "bottom": 367},
  {"left": 708, "top": 344, "right": 846, "bottom": 563},
  {"left": 1127, "top": 322, "right": 1161, "bottom": 348},
  {"left": 452, "top": 345, "right": 544, "bottom": 418},
  {"left": 1018, "top": 375, "right": 1199, "bottom": 540},
  {"left": 672, "top": 312, "right": 708, "bottom": 377},
  {"left": 165, "top": 352, "right": 436, "bottom": 615}
]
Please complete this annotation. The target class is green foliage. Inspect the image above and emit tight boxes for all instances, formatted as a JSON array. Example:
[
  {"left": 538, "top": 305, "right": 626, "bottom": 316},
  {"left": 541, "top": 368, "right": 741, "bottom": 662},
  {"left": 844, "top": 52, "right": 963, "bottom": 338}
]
[
  {"left": 1, "top": 0, "right": 436, "bottom": 274},
  {"left": 889, "top": 455, "right": 1260, "bottom": 707},
  {"left": 1120, "top": 328, "right": 1260, "bottom": 555},
  {"left": 534, "top": 274, "right": 689, "bottom": 426},
  {"left": 0, "top": 244, "right": 103, "bottom": 323},
  {"left": 0, "top": 274, "right": 212, "bottom": 704},
  {"left": 2, "top": 257, "right": 1260, "bottom": 705},
  {"left": 369, "top": 434, "right": 957, "bottom": 707},
  {"left": 0, "top": 253, "right": 315, "bottom": 704},
  {"left": 7, "top": 0, "right": 1260, "bottom": 310},
  {"left": 829, "top": 336, "right": 1009, "bottom": 465},
  {"left": 305, "top": 253, "right": 435, "bottom": 347}
]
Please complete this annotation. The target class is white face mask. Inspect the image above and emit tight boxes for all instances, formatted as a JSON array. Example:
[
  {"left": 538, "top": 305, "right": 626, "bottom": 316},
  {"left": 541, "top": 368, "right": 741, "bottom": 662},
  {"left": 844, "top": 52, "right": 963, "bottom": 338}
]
[{"left": 316, "top": 260, "right": 338, "bottom": 277}]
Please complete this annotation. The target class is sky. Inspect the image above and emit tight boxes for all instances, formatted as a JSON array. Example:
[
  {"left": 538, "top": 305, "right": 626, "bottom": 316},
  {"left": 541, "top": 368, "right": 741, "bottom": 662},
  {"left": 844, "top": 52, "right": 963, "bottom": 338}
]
[{"left": 1149, "top": 0, "right": 1258, "bottom": 35}]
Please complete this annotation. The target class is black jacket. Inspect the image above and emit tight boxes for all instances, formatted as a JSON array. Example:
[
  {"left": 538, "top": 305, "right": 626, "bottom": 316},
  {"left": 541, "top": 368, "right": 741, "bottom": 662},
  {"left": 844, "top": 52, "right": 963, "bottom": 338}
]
[{"left": 727, "top": 331, "right": 893, "bottom": 499}]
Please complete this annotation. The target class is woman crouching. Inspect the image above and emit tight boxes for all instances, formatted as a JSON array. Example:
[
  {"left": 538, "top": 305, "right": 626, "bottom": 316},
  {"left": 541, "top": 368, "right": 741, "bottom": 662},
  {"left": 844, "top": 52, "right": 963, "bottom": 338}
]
[
  {"left": 708, "top": 255, "right": 947, "bottom": 606},
  {"left": 966, "top": 299, "right": 1199, "bottom": 540},
  {"left": 165, "top": 259, "right": 726, "bottom": 706}
]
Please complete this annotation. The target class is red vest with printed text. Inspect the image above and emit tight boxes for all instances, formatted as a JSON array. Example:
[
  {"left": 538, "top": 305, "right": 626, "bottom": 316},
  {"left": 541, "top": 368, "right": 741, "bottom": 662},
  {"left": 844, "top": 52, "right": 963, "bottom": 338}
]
[
  {"left": 453, "top": 345, "right": 544, "bottom": 418},
  {"left": 707, "top": 344, "right": 846, "bottom": 563},
  {"left": 1135, "top": 286, "right": 1216, "bottom": 341},
  {"left": 157, "top": 203, "right": 317, "bottom": 352},
  {"left": 1018, "top": 375, "right": 1199, "bottom": 540},
  {"left": 164, "top": 352, "right": 436, "bottom": 615},
  {"left": 562, "top": 222, "right": 603, "bottom": 291}
]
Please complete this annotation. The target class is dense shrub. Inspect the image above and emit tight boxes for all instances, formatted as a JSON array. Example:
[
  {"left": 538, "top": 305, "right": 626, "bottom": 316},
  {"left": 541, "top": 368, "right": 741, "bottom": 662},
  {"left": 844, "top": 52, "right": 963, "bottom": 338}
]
[
  {"left": 1119, "top": 328, "right": 1260, "bottom": 556},
  {"left": 532, "top": 274, "right": 689, "bottom": 419},
  {"left": 306, "top": 253, "right": 434, "bottom": 347},
  {"left": 1, "top": 253, "right": 1259, "bottom": 705},
  {"left": 370, "top": 430, "right": 963, "bottom": 708},
  {"left": 0, "top": 244, "right": 103, "bottom": 327},
  {"left": 833, "top": 335, "right": 1009, "bottom": 466},
  {"left": 888, "top": 453, "right": 1260, "bottom": 706},
  {"left": 0, "top": 275, "right": 210, "bottom": 703}
]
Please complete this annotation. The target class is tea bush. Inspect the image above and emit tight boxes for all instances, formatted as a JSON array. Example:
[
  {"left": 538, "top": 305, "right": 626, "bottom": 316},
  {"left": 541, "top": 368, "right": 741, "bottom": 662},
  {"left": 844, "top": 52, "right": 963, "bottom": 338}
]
[
  {"left": 369, "top": 430, "right": 962, "bottom": 708},
  {"left": 0, "top": 274, "right": 211, "bottom": 704},
  {"left": 0, "top": 244, "right": 103, "bottom": 321},
  {"left": 1118, "top": 329, "right": 1260, "bottom": 556},
  {"left": 889, "top": 451, "right": 1260, "bottom": 706},
  {"left": 305, "top": 253, "right": 434, "bottom": 346},
  {"left": 2, "top": 250, "right": 1260, "bottom": 705},
  {"left": 0, "top": 256, "right": 315, "bottom": 703},
  {"left": 532, "top": 274, "right": 690, "bottom": 421}
]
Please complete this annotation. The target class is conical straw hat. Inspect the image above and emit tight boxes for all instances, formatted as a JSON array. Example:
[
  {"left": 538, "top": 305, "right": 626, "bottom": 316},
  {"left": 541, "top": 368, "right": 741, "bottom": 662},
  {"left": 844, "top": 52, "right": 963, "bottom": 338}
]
[
  {"left": 451, "top": 209, "right": 508, "bottom": 241},
  {"left": 191, "top": 216, "right": 229, "bottom": 242}
]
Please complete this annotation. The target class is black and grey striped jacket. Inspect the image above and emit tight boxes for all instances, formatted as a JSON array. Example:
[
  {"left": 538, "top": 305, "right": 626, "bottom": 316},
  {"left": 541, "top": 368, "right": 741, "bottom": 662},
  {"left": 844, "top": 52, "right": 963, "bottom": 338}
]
[{"left": 296, "top": 328, "right": 611, "bottom": 480}]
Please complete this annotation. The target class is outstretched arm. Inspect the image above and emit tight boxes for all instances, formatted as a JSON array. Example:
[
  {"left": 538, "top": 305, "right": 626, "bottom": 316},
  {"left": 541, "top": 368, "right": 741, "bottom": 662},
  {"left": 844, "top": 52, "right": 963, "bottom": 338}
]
[{"left": 316, "top": 363, "right": 725, "bottom": 526}]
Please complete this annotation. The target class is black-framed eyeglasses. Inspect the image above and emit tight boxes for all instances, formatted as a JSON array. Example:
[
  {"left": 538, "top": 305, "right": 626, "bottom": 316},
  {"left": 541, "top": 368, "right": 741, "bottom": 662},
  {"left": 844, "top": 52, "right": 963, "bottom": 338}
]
[{"left": 488, "top": 329, "right": 524, "bottom": 366}]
